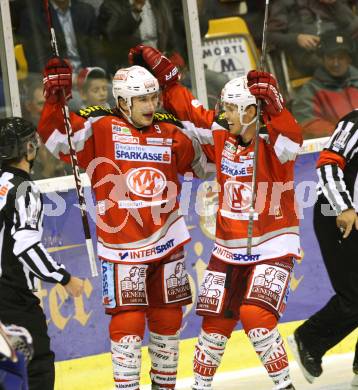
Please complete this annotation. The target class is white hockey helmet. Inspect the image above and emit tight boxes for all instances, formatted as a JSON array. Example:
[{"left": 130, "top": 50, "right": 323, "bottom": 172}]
[
  {"left": 112, "top": 65, "right": 159, "bottom": 107},
  {"left": 221, "top": 76, "right": 257, "bottom": 126}
]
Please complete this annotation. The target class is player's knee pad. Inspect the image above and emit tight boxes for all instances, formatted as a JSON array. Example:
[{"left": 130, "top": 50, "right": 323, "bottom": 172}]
[
  {"left": 148, "top": 331, "right": 179, "bottom": 389},
  {"left": 109, "top": 311, "right": 146, "bottom": 341},
  {"left": 192, "top": 330, "right": 228, "bottom": 390},
  {"left": 240, "top": 304, "right": 278, "bottom": 332},
  {"left": 111, "top": 335, "right": 142, "bottom": 390},
  {"left": 247, "top": 327, "right": 292, "bottom": 390},
  {"left": 147, "top": 306, "right": 183, "bottom": 335}
]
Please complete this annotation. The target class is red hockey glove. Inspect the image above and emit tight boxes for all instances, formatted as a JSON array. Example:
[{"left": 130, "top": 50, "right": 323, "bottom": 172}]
[
  {"left": 128, "top": 45, "right": 180, "bottom": 88},
  {"left": 247, "top": 70, "right": 284, "bottom": 116},
  {"left": 43, "top": 57, "right": 72, "bottom": 104}
]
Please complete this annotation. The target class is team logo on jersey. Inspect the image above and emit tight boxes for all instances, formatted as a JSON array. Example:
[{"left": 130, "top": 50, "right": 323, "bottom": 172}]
[
  {"left": 196, "top": 270, "right": 226, "bottom": 314},
  {"left": 224, "top": 180, "right": 252, "bottom": 210},
  {"left": 112, "top": 134, "right": 139, "bottom": 143},
  {"left": 112, "top": 124, "right": 131, "bottom": 135},
  {"left": 126, "top": 167, "right": 166, "bottom": 198},
  {"left": 115, "top": 143, "right": 171, "bottom": 163}
]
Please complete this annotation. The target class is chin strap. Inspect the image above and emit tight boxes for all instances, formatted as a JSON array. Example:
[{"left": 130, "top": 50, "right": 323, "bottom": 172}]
[
  {"left": 118, "top": 106, "right": 136, "bottom": 127},
  {"left": 239, "top": 112, "right": 257, "bottom": 137}
]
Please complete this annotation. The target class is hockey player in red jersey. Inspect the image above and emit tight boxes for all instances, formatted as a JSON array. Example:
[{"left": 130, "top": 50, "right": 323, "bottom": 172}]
[
  {"left": 129, "top": 45, "right": 303, "bottom": 390},
  {"left": 38, "top": 59, "right": 213, "bottom": 390}
]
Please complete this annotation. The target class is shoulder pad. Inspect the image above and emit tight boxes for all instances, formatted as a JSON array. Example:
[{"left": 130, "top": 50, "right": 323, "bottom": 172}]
[
  {"left": 77, "top": 105, "right": 114, "bottom": 118},
  {"left": 153, "top": 112, "right": 183, "bottom": 128}
]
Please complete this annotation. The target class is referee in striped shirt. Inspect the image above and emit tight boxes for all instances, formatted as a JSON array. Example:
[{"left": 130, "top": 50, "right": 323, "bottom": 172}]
[
  {"left": 288, "top": 110, "right": 358, "bottom": 384},
  {"left": 0, "top": 117, "right": 84, "bottom": 390}
]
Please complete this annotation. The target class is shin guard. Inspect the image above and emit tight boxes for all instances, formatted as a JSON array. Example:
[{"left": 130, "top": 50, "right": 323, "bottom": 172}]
[
  {"left": 149, "top": 331, "right": 179, "bottom": 389},
  {"left": 247, "top": 327, "right": 292, "bottom": 390},
  {"left": 192, "top": 330, "right": 228, "bottom": 390},
  {"left": 111, "top": 335, "right": 142, "bottom": 390}
]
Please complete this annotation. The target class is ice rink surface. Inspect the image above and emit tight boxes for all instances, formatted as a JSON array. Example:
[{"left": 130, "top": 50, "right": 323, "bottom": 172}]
[{"left": 142, "top": 353, "right": 357, "bottom": 390}]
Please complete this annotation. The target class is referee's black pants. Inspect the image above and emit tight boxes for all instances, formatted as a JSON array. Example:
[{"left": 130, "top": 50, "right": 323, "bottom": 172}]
[
  {"left": 297, "top": 199, "right": 358, "bottom": 360},
  {"left": 0, "top": 285, "right": 55, "bottom": 390}
]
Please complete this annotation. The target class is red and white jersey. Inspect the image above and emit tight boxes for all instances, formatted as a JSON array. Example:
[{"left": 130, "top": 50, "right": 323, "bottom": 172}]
[
  {"left": 38, "top": 104, "right": 212, "bottom": 264},
  {"left": 163, "top": 83, "right": 303, "bottom": 265}
]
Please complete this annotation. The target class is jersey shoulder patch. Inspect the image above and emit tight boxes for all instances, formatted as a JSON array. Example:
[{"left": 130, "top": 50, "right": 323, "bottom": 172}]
[
  {"left": 153, "top": 112, "right": 183, "bottom": 128},
  {"left": 77, "top": 105, "right": 114, "bottom": 118}
]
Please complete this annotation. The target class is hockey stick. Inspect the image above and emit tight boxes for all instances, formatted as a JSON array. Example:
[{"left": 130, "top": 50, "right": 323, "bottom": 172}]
[
  {"left": 247, "top": 0, "right": 270, "bottom": 255},
  {"left": 43, "top": 0, "right": 98, "bottom": 277}
]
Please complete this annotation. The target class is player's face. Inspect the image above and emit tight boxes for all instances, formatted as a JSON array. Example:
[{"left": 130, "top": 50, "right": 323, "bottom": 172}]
[
  {"left": 323, "top": 51, "right": 351, "bottom": 78},
  {"left": 82, "top": 79, "right": 108, "bottom": 106},
  {"left": 223, "top": 103, "right": 242, "bottom": 135},
  {"left": 131, "top": 92, "right": 159, "bottom": 128}
]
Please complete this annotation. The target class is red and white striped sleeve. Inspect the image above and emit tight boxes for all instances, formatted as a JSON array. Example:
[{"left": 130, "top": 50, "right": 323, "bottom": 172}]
[
  {"left": 265, "top": 108, "right": 303, "bottom": 164},
  {"left": 162, "top": 83, "right": 217, "bottom": 163},
  {"left": 38, "top": 102, "right": 97, "bottom": 170}
]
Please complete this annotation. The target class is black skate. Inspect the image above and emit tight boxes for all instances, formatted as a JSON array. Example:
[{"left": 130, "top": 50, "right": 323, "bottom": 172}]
[
  {"left": 353, "top": 342, "right": 358, "bottom": 375},
  {"left": 282, "top": 386, "right": 296, "bottom": 390},
  {"left": 287, "top": 330, "right": 322, "bottom": 383},
  {"left": 352, "top": 343, "right": 358, "bottom": 387}
]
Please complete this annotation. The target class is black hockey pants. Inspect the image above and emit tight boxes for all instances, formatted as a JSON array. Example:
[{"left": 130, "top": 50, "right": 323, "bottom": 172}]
[
  {"left": 0, "top": 285, "right": 55, "bottom": 390},
  {"left": 297, "top": 199, "right": 358, "bottom": 360}
]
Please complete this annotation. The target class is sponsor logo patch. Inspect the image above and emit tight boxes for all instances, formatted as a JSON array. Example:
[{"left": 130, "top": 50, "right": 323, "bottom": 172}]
[
  {"left": 221, "top": 157, "right": 253, "bottom": 177},
  {"left": 102, "top": 261, "right": 116, "bottom": 308},
  {"left": 196, "top": 270, "right": 226, "bottom": 314},
  {"left": 0, "top": 184, "right": 10, "bottom": 199},
  {"left": 213, "top": 245, "right": 261, "bottom": 262},
  {"left": 118, "top": 239, "right": 175, "bottom": 261},
  {"left": 163, "top": 259, "right": 191, "bottom": 303},
  {"left": 246, "top": 263, "right": 290, "bottom": 312},
  {"left": 114, "top": 70, "right": 128, "bottom": 81},
  {"left": 115, "top": 143, "right": 171, "bottom": 163},
  {"left": 112, "top": 124, "right": 131, "bottom": 135},
  {"left": 224, "top": 140, "right": 237, "bottom": 154},
  {"left": 112, "top": 134, "right": 139, "bottom": 143},
  {"left": 146, "top": 137, "right": 173, "bottom": 146},
  {"left": 118, "top": 265, "right": 148, "bottom": 306}
]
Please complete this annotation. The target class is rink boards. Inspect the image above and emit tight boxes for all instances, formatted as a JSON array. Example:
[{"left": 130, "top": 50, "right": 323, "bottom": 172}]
[{"left": 34, "top": 141, "right": 356, "bottom": 388}]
